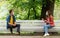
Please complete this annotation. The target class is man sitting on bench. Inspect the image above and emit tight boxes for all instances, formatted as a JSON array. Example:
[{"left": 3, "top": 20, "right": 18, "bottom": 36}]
[{"left": 6, "top": 9, "right": 20, "bottom": 35}]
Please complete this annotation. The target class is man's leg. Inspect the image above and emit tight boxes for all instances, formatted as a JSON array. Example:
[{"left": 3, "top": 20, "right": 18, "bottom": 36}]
[
  {"left": 14, "top": 24, "right": 20, "bottom": 34},
  {"left": 8, "top": 25, "right": 13, "bottom": 34},
  {"left": 10, "top": 27, "right": 13, "bottom": 34},
  {"left": 16, "top": 24, "right": 20, "bottom": 32}
]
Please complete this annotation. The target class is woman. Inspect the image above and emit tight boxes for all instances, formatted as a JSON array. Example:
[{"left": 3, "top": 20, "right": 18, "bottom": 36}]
[{"left": 43, "top": 11, "right": 55, "bottom": 36}]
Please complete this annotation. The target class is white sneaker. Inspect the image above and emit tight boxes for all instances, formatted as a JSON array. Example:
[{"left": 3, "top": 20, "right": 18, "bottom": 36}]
[{"left": 44, "top": 33, "right": 49, "bottom": 36}]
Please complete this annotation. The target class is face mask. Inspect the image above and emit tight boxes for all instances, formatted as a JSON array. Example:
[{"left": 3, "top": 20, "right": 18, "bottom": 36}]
[{"left": 46, "top": 11, "right": 48, "bottom": 15}]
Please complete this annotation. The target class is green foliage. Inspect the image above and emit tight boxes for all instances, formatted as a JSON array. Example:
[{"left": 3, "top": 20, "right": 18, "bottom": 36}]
[
  {"left": 54, "top": 0, "right": 60, "bottom": 20},
  {"left": 0, "top": 0, "right": 59, "bottom": 20},
  {"left": 6, "top": 0, "right": 42, "bottom": 20}
]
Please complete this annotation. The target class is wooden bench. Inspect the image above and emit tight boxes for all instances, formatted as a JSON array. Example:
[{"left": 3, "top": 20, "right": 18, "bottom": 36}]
[{"left": 0, "top": 20, "right": 60, "bottom": 33}]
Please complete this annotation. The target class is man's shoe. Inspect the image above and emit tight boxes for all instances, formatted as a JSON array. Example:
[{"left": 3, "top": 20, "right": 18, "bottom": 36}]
[
  {"left": 11, "top": 32, "right": 13, "bottom": 34},
  {"left": 16, "top": 32, "right": 20, "bottom": 35},
  {"left": 18, "top": 32, "right": 20, "bottom": 35}
]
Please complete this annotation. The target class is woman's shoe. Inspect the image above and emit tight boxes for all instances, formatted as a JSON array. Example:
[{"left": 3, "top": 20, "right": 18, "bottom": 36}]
[{"left": 43, "top": 33, "right": 49, "bottom": 36}]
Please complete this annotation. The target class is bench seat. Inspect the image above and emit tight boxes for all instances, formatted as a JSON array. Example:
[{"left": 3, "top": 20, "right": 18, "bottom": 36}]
[{"left": 0, "top": 20, "right": 59, "bottom": 33}]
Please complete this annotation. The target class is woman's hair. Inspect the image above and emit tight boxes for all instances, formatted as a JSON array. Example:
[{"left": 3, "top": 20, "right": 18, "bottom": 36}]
[{"left": 45, "top": 15, "right": 49, "bottom": 20}]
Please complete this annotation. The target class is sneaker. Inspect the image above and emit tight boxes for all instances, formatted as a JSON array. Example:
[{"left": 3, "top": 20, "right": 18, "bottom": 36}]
[
  {"left": 11, "top": 32, "right": 13, "bottom": 34},
  {"left": 18, "top": 32, "right": 20, "bottom": 35},
  {"left": 15, "top": 32, "right": 20, "bottom": 35},
  {"left": 44, "top": 33, "right": 49, "bottom": 36}
]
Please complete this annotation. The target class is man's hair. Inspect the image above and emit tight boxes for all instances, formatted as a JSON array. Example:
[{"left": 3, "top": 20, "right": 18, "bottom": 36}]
[{"left": 9, "top": 9, "right": 13, "bottom": 14}]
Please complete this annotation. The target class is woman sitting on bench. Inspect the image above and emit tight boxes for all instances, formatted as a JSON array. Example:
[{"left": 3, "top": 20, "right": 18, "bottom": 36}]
[{"left": 42, "top": 11, "right": 55, "bottom": 36}]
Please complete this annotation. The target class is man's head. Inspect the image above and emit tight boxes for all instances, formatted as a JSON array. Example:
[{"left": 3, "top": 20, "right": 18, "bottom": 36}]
[{"left": 9, "top": 9, "right": 14, "bottom": 16}]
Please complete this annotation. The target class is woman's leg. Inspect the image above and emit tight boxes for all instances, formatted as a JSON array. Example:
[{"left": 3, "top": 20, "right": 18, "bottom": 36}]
[
  {"left": 44, "top": 25, "right": 50, "bottom": 34},
  {"left": 44, "top": 24, "right": 51, "bottom": 36}
]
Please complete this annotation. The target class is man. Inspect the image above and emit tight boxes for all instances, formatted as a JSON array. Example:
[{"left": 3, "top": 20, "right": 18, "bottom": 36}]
[{"left": 6, "top": 9, "right": 20, "bottom": 35}]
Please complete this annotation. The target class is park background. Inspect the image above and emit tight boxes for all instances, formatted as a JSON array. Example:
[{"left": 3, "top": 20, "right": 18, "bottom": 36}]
[{"left": 0, "top": 0, "right": 60, "bottom": 20}]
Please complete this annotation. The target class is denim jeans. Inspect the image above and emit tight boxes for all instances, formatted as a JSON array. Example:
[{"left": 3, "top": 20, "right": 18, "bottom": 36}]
[{"left": 44, "top": 24, "right": 52, "bottom": 34}]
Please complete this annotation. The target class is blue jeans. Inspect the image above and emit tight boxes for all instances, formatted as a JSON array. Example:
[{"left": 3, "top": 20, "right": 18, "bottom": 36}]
[{"left": 44, "top": 24, "right": 52, "bottom": 34}]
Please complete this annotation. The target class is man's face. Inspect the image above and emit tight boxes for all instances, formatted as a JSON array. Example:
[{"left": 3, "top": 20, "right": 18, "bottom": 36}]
[{"left": 11, "top": 10, "right": 14, "bottom": 15}]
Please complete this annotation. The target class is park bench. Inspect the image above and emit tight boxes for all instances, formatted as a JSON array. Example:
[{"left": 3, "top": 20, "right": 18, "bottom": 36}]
[{"left": 0, "top": 20, "right": 60, "bottom": 33}]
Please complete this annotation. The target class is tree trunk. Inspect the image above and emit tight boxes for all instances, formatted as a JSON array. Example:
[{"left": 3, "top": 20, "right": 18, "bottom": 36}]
[
  {"left": 40, "top": 0, "right": 47, "bottom": 20},
  {"left": 46, "top": 0, "right": 55, "bottom": 15},
  {"left": 33, "top": 7, "right": 37, "bottom": 19},
  {"left": 33, "top": 0, "right": 37, "bottom": 19},
  {"left": 28, "top": 9, "right": 30, "bottom": 19},
  {"left": 40, "top": 0, "right": 55, "bottom": 20}
]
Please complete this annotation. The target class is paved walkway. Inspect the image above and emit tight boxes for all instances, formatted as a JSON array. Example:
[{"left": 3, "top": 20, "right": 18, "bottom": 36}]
[{"left": 0, "top": 36, "right": 60, "bottom": 38}]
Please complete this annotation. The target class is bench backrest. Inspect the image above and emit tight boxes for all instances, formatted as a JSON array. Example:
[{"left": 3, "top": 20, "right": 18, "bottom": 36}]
[{"left": 0, "top": 20, "right": 60, "bottom": 27}]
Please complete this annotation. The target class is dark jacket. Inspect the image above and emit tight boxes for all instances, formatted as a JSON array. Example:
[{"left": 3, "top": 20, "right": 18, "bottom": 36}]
[{"left": 6, "top": 15, "right": 16, "bottom": 29}]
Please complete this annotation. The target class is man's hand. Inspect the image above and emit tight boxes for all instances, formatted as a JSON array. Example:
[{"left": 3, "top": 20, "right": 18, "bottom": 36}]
[
  {"left": 9, "top": 23, "right": 13, "bottom": 25},
  {"left": 12, "top": 22, "right": 16, "bottom": 26},
  {"left": 12, "top": 24, "right": 16, "bottom": 26},
  {"left": 9, "top": 22, "right": 16, "bottom": 26}
]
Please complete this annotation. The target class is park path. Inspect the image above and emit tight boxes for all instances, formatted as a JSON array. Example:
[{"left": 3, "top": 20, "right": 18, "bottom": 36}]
[{"left": 0, "top": 36, "right": 60, "bottom": 38}]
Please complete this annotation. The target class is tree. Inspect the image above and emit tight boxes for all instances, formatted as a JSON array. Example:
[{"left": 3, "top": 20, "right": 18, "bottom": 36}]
[{"left": 40, "top": 0, "right": 55, "bottom": 19}]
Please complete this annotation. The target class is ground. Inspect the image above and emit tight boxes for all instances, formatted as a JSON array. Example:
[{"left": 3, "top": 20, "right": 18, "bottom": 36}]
[
  {"left": 0, "top": 36, "right": 60, "bottom": 38},
  {"left": 0, "top": 32, "right": 60, "bottom": 38}
]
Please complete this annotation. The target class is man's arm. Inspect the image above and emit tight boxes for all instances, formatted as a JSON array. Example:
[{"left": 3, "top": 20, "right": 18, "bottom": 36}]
[
  {"left": 6, "top": 16, "right": 10, "bottom": 24},
  {"left": 6, "top": 16, "right": 13, "bottom": 25}
]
